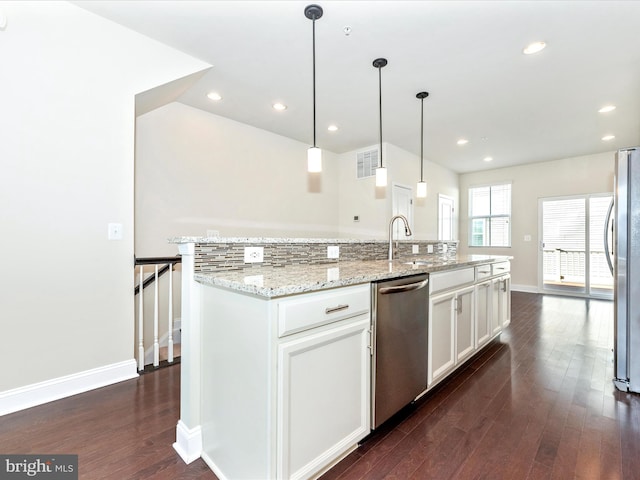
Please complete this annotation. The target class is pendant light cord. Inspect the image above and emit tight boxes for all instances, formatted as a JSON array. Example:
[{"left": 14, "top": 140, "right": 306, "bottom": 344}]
[
  {"left": 420, "top": 97, "right": 424, "bottom": 182},
  {"left": 378, "top": 65, "right": 383, "bottom": 168},
  {"left": 312, "top": 18, "right": 317, "bottom": 148}
]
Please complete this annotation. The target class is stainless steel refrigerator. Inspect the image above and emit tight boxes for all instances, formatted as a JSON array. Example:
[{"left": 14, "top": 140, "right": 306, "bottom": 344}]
[{"left": 607, "top": 147, "right": 640, "bottom": 393}]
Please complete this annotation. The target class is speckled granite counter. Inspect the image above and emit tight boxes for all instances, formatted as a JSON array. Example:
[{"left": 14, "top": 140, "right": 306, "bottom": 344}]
[{"left": 194, "top": 255, "right": 510, "bottom": 298}]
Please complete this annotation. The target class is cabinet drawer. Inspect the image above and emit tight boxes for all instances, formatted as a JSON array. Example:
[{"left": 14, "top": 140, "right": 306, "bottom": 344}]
[
  {"left": 475, "top": 265, "right": 492, "bottom": 281},
  {"left": 278, "top": 284, "right": 370, "bottom": 337},
  {"left": 430, "top": 268, "right": 475, "bottom": 294},
  {"left": 492, "top": 262, "right": 510, "bottom": 275}
]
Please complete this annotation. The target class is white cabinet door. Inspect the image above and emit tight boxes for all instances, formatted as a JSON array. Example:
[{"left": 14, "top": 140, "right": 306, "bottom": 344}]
[
  {"left": 428, "top": 291, "right": 456, "bottom": 387},
  {"left": 499, "top": 275, "right": 511, "bottom": 328},
  {"left": 490, "top": 278, "right": 502, "bottom": 336},
  {"left": 455, "top": 286, "right": 475, "bottom": 363},
  {"left": 475, "top": 281, "right": 491, "bottom": 348},
  {"left": 277, "top": 316, "right": 371, "bottom": 480}
]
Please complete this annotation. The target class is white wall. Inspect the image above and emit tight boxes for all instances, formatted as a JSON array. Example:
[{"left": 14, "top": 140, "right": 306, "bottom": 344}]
[
  {"left": 135, "top": 102, "right": 341, "bottom": 256},
  {"left": 0, "top": 2, "right": 208, "bottom": 392},
  {"left": 458, "top": 151, "right": 615, "bottom": 290},
  {"left": 337, "top": 143, "right": 459, "bottom": 239}
]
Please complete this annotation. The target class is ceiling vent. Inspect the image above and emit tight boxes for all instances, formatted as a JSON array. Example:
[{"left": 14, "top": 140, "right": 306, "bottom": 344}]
[{"left": 356, "top": 148, "right": 379, "bottom": 179}]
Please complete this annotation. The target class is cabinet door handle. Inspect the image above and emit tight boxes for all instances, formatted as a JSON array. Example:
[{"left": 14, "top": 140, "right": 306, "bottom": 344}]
[
  {"left": 457, "top": 297, "right": 463, "bottom": 314},
  {"left": 325, "top": 304, "right": 349, "bottom": 315},
  {"left": 501, "top": 280, "right": 508, "bottom": 292}
]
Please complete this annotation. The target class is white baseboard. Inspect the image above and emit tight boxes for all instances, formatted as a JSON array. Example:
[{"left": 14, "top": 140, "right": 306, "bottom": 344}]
[
  {"left": 173, "top": 420, "right": 202, "bottom": 464},
  {"left": 201, "top": 452, "right": 229, "bottom": 480},
  {"left": 0, "top": 359, "right": 138, "bottom": 417},
  {"left": 511, "top": 284, "right": 539, "bottom": 294}
]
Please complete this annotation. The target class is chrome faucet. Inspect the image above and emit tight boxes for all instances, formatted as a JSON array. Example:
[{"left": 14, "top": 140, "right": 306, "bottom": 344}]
[{"left": 388, "top": 214, "right": 412, "bottom": 260}]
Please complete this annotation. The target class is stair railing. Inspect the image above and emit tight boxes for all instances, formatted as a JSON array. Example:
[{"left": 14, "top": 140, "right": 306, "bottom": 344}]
[{"left": 134, "top": 255, "right": 182, "bottom": 371}]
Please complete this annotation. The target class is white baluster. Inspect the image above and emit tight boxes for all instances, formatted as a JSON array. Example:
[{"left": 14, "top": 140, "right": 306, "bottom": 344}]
[
  {"left": 138, "top": 265, "right": 144, "bottom": 371},
  {"left": 153, "top": 264, "right": 159, "bottom": 367},
  {"left": 168, "top": 263, "right": 174, "bottom": 363}
]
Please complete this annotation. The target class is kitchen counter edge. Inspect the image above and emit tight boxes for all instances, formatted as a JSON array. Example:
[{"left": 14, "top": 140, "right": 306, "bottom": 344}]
[{"left": 194, "top": 255, "right": 511, "bottom": 299}]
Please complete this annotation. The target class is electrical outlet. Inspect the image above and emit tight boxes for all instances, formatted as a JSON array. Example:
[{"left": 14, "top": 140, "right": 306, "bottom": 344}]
[
  {"left": 244, "top": 246, "right": 264, "bottom": 263},
  {"left": 412, "top": 244, "right": 419, "bottom": 254},
  {"left": 442, "top": 243, "right": 448, "bottom": 253},
  {"left": 427, "top": 244, "right": 434, "bottom": 254},
  {"left": 206, "top": 229, "right": 220, "bottom": 237},
  {"left": 327, "top": 245, "right": 340, "bottom": 259}
]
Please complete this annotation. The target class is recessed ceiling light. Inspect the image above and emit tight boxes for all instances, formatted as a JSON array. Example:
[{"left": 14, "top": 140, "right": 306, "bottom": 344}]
[
  {"left": 598, "top": 105, "right": 616, "bottom": 113},
  {"left": 483, "top": 156, "right": 493, "bottom": 162},
  {"left": 327, "top": 125, "right": 338, "bottom": 132},
  {"left": 207, "top": 92, "right": 222, "bottom": 101},
  {"left": 457, "top": 139, "right": 469, "bottom": 145},
  {"left": 272, "top": 103, "right": 287, "bottom": 111},
  {"left": 523, "top": 41, "right": 546, "bottom": 55},
  {"left": 602, "top": 135, "right": 615, "bottom": 141}
]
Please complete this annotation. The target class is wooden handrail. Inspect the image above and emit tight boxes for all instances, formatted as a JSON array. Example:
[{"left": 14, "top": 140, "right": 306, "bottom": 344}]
[{"left": 134, "top": 255, "right": 181, "bottom": 295}]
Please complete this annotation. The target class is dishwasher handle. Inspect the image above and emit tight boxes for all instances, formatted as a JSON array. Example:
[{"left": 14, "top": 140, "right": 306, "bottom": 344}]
[{"left": 378, "top": 278, "right": 429, "bottom": 294}]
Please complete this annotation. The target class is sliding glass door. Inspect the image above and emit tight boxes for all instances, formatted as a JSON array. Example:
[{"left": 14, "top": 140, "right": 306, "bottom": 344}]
[{"left": 539, "top": 194, "right": 613, "bottom": 298}]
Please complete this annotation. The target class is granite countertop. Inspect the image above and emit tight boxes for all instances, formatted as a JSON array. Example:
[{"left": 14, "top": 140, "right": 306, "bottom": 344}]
[{"left": 194, "top": 255, "right": 511, "bottom": 299}]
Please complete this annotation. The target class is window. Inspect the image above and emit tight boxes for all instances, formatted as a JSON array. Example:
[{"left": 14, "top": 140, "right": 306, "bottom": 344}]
[{"left": 469, "top": 183, "right": 511, "bottom": 247}]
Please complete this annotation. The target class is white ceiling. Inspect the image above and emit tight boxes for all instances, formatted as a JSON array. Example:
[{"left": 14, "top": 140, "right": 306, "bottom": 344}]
[{"left": 77, "top": 0, "right": 640, "bottom": 173}]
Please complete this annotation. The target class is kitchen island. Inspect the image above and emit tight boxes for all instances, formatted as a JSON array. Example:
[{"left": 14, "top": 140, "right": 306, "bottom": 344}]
[{"left": 171, "top": 237, "right": 511, "bottom": 480}]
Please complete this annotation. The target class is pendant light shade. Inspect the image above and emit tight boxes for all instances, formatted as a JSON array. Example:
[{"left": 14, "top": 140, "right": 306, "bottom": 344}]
[
  {"left": 373, "top": 58, "right": 388, "bottom": 186},
  {"left": 308, "top": 146, "right": 322, "bottom": 172},
  {"left": 416, "top": 91, "right": 429, "bottom": 198},
  {"left": 305, "top": 4, "right": 323, "bottom": 173},
  {"left": 417, "top": 181, "right": 427, "bottom": 198}
]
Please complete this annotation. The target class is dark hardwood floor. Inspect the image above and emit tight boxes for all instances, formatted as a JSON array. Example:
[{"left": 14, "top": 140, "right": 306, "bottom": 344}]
[
  {"left": 1, "top": 292, "right": 638, "bottom": 479},
  {"left": 322, "top": 292, "right": 639, "bottom": 480}
]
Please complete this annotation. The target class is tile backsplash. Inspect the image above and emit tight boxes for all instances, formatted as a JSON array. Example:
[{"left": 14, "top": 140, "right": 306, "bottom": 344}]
[{"left": 192, "top": 239, "right": 458, "bottom": 273}]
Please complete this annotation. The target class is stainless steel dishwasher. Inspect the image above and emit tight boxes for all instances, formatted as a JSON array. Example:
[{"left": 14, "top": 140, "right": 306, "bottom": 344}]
[{"left": 371, "top": 274, "right": 429, "bottom": 429}]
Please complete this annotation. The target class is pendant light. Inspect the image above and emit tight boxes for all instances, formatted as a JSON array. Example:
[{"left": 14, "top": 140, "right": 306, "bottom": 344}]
[
  {"left": 416, "top": 91, "right": 429, "bottom": 198},
  {"left": 305, "top": 4, "right": 323, "bottom": 173},
  {"left": 373, "top": 58, "right": 388, "bottom": 186}
]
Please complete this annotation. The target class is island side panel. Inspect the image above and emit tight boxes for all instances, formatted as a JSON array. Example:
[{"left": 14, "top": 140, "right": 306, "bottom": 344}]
[{"left": 200, "top": 285, "right": 276, "bottom": 480}]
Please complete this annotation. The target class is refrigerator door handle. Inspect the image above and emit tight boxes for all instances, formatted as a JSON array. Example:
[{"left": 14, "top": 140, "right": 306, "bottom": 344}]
[{"left": 604, "top": 197, "right": 614, "bottom": 275}]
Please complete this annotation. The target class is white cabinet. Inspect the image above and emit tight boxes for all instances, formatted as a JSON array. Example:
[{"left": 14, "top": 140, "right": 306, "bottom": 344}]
[
  {"left": 199, "top": 283, "right": 371, "bottom": 480},
  {"left": 475, "top": 280, "right": 491, "bottom": 348},
  {"left": 455, "top": 286, "right": 475, "bottom": 363},
  {"left": 498, "top": 274, "right": 511, "bottom": 328},
  {"left": 428, "top": 290, "right": 456, "bottom": 387},
  {"left": 428, "top": 269, "right": 475, "bottom": 388},
  {"left": 490, "top": 278, "right": 502, "bottom": 336},
  {"left": 277, "top": 315, "right": 370, "bottom": 480}
]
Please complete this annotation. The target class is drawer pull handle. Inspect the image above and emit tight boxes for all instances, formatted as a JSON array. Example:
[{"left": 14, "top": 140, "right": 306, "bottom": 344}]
[
  {"left": 325, "top": 304, "right": 349, "bottom": 315},
  {"left": 479, "top": 270, "right": 490, "bottom": 274},
  {"left": 495, "top": 267, "right": 506, "bottom": 270}
]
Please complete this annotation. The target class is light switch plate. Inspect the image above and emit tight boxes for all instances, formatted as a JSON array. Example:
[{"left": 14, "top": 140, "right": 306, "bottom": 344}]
[
  {"left": 412, "top": 245, "right": 420, "bottom": 254},
  {"left": 427, "top": 244, "right": 434, "bottom": 254},
  {"left": 108, "top": 223, "right": 123, "bottom": 240},
  {"left": 327, "top": 245, "right": 340, "bottom": 259}
]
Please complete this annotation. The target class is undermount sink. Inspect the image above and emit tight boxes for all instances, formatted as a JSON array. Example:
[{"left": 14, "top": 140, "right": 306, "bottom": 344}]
[{"left": 403, "top": 260, "right": 433, "bottom": 266}]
